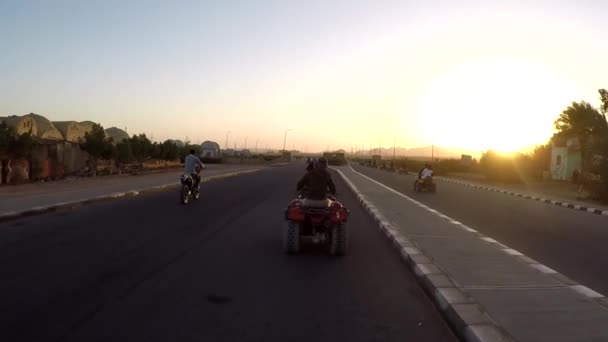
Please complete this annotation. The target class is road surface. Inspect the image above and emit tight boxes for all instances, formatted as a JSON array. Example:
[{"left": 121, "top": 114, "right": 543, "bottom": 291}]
[
  {"left": 0, "top": 163, "right": 455, "bottom": 342},
  {"left": 352, "top": 164, "right": 608, "bottom": 295}
]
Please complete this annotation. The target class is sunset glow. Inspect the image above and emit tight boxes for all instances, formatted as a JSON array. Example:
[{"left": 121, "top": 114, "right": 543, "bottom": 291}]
[{"left": 2, "top": 1, "right": 607, "bottom": 153}]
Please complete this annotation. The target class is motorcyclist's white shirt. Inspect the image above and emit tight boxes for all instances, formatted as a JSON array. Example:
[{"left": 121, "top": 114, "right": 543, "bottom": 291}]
[
  {"left": 421, "top": 168, "right": 433, "bottom": 179},
  {"left": 184, "top": 154, "right": 203, "bottom": 174}
]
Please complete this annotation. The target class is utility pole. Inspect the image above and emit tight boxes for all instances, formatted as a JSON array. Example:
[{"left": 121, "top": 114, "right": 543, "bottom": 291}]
[
  {"left": 225, "top": 131, "right": 230, "bottom": 150},
  {"left": 393, "top": 136, "right": 396, "bottom": 161},
  {"left": 432, "top": 144, "right": 434, "bottom": 162},
  {"left": 282, "top": 129, "right": 291, "bottom": 153},
  {"left": 379, "top": 137, "right": 382, "bottom": 159},
  {"left": 255, "top": 139, "right": 259, "bottom": 153}
]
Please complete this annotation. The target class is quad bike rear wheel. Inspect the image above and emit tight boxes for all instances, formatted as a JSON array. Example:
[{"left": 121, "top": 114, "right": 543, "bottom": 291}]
[
  {"left": 329, "top": 223, "right": 347, "bottom": 256},
  {"left": 283, "top": 222, "right": 301, "bottom": 254}
]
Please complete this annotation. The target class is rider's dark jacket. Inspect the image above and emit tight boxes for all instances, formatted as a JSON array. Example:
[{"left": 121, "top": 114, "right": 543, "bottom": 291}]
[{"left": 297, "top": 167, "right": 337, "bottom": 200}]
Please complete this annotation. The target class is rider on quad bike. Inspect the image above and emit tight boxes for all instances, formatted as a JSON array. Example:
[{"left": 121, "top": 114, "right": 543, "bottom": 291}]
[
  {"left": 296, "top": 157, "right": 336, "bottom": 202},
  {"left": 415, "top": 163, "right": 436, "bottom": 192},
  {"left": 285, "top": 157, "right": 347, "bottom": 255},
  {"left": 419, "top": 163, "right": 433, "bottom": 180}
]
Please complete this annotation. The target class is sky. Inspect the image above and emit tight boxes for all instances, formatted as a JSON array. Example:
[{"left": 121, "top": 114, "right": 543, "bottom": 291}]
[{"left": 1, "top": 0, "right": 608, "bottom": 154}]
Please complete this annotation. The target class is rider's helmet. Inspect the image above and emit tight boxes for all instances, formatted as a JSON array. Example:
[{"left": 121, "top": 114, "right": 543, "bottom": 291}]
[
  {"left": 424, "top": 163, "right": 430, "bottom": 168},
  {"left": 317, "top": 157, "right": 328, "bottom": 169},
  {"left": 189, "top": 149, "right": 196, "bottom": 155}
]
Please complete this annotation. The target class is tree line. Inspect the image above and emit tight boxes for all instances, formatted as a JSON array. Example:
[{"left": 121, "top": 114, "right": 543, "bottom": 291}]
[
  {"left": 479, "top": 88, "right": 608, "bottom": 201},
  {"left": 81, "top": 123, "right": 201, "bottom": 165}
]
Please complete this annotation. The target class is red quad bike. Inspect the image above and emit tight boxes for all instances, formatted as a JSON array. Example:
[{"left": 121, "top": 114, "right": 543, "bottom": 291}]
[{"left": 284, "top": 195, "right": 350, "bottom": 255}]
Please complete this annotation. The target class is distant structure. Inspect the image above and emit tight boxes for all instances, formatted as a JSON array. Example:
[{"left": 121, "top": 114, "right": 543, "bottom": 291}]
[
  {"left": 240, "top": 149, "right": 252, "bottom": 158},
  {"left": 0, "top": 115, "right": 38, "bottom": 136},
  {"left": 550, "top": 137, "right": 581, "bottom": 181},
  {"left": 201, "top": 141, "right": 220, "bottom": 158},
  {"left": 167, "top": 139, "right": 185, "bottom": 148},
  {"left": 104, "top": 127, "right": 130, "bottom": 143},
  {"left": 24, "top": 113, "right": 63, "bottom": 140},
  {"left": 1, "top": 113, "right": 65, "bottom": 141},
  {"left": 52, "top": 121, "right": 96, "bottom": 143}
]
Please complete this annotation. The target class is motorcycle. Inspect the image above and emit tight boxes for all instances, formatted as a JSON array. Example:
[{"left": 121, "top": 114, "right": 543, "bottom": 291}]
[
  {"left": 180, "top": 168, "right": 203, "bottom": 204},
  {"left": 283, "top": 194, "right": 350, "bottom": 255},
  {"left": 414, "top": 176, "right": 436, "bottom": 193}
]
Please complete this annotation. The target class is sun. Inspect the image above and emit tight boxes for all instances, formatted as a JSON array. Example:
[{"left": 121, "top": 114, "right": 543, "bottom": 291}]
[{"left": 404, "top": 57, "right": 574, "bottom": 153}]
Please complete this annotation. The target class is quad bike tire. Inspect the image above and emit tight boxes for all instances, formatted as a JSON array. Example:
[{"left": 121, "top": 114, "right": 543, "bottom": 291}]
[
  {"left": 283, "top": 222, "right": 301, "bottom": 254},
  {"left": 193, "top": 187, "right": 200, "bottom": 200},
  {"left": 329, "top": 223, "right": 347, "bottom": 256}
]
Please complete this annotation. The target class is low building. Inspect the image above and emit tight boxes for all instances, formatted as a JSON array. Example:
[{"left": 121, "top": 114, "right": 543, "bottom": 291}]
[
  {"left": 1, "top": 115, "right": 38, "bottom": 135},
  {"left": 550, "top": 138, "right": 581, "bottom": 181},
  {"left": 105, "top": 127, "right": 130, "bottom": 143},
  {"left": 52, "top": 121, "right": 95, "bottom": 143},
  {"left": 24, "top": 113, "right": 63, "bottom": 141},
  {"left": 200, "top": 141, "right": 221, "bottom": 158}
]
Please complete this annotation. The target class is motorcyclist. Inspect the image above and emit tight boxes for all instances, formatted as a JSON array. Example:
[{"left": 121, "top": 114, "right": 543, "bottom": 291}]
[
  {"left": 297, "top": 157, "right": 336, "bottom": 201},
  {"left": 184, "top": 149, "right": 205, "bottom": 190}
]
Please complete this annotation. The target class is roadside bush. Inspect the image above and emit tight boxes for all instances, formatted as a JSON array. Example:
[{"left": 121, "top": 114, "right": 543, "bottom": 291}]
[{"left": 479, "top": 150, "right": 535, "bottom": 183}]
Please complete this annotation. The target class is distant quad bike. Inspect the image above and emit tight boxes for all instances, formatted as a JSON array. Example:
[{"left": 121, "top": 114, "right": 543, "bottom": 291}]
[
  {"left": 414, "top": 177, "right": 436, "bottom": 193},
  {"left": 284, "top": 195, "right": 350, "bottom": 255}
]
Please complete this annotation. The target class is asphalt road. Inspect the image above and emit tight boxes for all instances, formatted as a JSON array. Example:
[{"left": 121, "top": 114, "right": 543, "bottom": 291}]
[
  {"left": 352, "top": 164, "right": 608, "bottom": 295},
  {"left": 0, "top": 163, "right": 455, "bottom": 342}
]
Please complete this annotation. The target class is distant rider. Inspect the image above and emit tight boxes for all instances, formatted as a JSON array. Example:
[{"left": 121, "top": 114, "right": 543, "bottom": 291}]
[
  {"left": 184, "top": 149, "right": 205, "bottom": 190},
  {"left": 419, "top": 163, "right": 433, "bottom": 181},
  {"left": 297, "top": 157, "right": 336, "bottom": 200}
]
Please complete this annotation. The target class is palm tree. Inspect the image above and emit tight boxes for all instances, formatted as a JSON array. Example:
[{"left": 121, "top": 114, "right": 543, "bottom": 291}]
[{"left": 554, "top": 101, "right": 606, "bottom": 173}]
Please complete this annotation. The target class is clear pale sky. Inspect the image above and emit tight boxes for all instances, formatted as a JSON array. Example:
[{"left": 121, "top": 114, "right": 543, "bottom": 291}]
[{"left": 1, "top": 0, "right": 607, "bottom": 153}]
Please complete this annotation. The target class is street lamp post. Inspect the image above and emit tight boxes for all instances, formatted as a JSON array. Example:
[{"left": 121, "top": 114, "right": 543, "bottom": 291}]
[
  {"left": 393, "top": 136, "right": 396, "bottom": 162},
  {"left": 225, "top": 131, "right": 231, "bottom": 150},
  {"left": 282, "top": 129, "right": 292, "bottom": 153}
]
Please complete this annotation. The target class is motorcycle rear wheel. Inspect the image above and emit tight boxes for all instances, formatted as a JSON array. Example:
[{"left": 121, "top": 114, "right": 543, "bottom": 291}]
[{"left": 181, "top": 185, "right": 190, "bottom": 204}]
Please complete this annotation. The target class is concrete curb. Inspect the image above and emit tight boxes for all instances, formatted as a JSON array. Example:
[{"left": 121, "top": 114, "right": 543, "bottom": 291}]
[
  {"left": 0, "top": 169, "right": 261, "bottom": 224},
  {"left": 337, "top": 165, "right": 608, "bottom": 341},
  {"left": 333, "top": 168, "right": 514, "bottom": 342}
]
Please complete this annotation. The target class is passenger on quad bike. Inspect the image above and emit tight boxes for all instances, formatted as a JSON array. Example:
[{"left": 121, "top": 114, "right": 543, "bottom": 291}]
[
  {"left": 184, "top": 149, "right": 205, "bottom": 191},
  {"left": 296, "top": 157, "right": 336, "bottom": 201}
]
